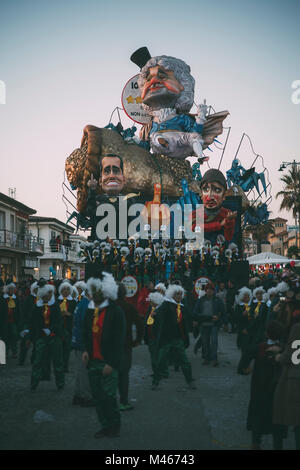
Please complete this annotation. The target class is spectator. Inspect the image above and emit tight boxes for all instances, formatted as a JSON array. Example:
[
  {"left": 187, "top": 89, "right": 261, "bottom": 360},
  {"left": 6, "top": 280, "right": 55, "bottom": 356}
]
[
  {"left": 116, "top": 283, "right": 144, "bottom": 411},
  {"left": 71, "top": 284, "right": 93, "bottom": 406},
  {"left": 192, "top": 283, "right": 225, "bottom": 367},
  {"left": 241, "top": 321, "right": 287, "bottom": 450},
  {"left": 137, "top": 280, "right": 154, "bottom": 318},
  {"left": 50, "top": 235, "right": 56, "bottom": 253},
  {"left": 272, "top": 288, "right": 300, "bottom": 449}
]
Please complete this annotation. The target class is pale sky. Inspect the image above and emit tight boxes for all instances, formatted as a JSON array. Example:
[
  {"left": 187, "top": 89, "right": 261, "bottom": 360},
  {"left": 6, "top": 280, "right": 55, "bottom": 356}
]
[{"left": 0, "top": 0, "right": 299, "bottom": 228}]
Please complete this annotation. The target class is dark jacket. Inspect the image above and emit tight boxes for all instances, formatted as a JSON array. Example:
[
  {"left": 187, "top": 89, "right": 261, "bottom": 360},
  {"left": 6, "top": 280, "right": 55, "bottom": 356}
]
[
  {"left": 82, "top": 300, "right": 126, "bottom": 370},
  {"left": 58, "top": 298, "right": 76, "bottom": 335},
  {"left": 273, "top": 322, "right": 300, "bottom": 426},
  {"left": 116, "top": 299, "right": 144, "bottom": 349},
  {"left": 72, "top": 296, "right": 89, "bottom": 350},
  {"left": 242, "top": 342, "right": 286, "bottom": 435},
  {"left": 192, "top": 294, "right": 225, "bottom": 327},
  {"left": 144, "top": 305, "right": 158, "bottom": 345},
  {"left": 2, "top": 295, "right": 21, "bottom": 329},
  {"left": 236, "top": 303, "right": 253, "bottom": 350},
  {"left": 153, "top": 300, "right": 190, "bottom": 349},
  {"left": 248, "top": 300, "right": 268, "bottom": 345},
  {"left": 29, "top": 303, "right": 63, "bottom": 342},
  {"left": 0, "top": 297, "right": 8, "bottom": 341},
  {"left": 20, "top": 294, "right": 37, "bottom": 330}
]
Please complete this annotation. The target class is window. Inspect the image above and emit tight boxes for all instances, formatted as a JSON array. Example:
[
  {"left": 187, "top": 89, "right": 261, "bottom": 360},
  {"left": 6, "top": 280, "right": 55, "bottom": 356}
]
[
  {"left": 16, "top": 218, "right": 26, "bottom": 235},
  {"left": 0, "top": 211, "right": 5, "bottom": 230},
  {"left": 10, "top": 214, "right": 14, "bottom": 231}
]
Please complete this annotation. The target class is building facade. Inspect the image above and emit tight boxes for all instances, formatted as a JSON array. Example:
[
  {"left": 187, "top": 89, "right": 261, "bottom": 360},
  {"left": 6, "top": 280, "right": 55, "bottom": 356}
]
[
  {"left": 0, "top": 193, "right": 44, "bottom": 282},
  {"left": 28, "top": 216, "right": 86, "bottom": 280},
  {"left": 267, "top": 217, "right": 288, "bottom": 256}
]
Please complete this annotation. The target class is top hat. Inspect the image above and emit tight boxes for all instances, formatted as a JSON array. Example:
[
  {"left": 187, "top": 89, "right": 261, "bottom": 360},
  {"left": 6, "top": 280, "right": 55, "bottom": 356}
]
[{"left": 130, "top": 47, "right": 151, "bottom": 69}]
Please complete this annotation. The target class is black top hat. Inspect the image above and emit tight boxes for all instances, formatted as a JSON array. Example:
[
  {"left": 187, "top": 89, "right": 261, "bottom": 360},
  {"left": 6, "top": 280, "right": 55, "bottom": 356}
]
[{"left": 130, "top": 47, "right": 151, "bottom": 69}]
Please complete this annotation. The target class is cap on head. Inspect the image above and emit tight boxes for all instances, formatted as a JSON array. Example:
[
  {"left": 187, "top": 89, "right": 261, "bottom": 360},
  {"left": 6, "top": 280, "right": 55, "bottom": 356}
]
[{"left": 200, "top": 169, "right": 227, "bottom": 190}]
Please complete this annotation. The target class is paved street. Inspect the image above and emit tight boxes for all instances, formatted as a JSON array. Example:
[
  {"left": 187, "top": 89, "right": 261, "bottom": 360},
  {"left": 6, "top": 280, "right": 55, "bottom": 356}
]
[{"left": 0, "top": 332, "right": 296, "bottom": 450}]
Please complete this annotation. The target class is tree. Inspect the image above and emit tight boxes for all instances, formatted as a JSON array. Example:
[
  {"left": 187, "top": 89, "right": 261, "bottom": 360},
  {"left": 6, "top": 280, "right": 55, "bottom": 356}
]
[
  {"left": 245, "top": 221, "right": 275, "bottom": 254},
  {"left": 276, "top": 165, "right": 300, "bottom": 224},
  {"left": 288, "top": 245, "right": 299, "bottom": 259}
]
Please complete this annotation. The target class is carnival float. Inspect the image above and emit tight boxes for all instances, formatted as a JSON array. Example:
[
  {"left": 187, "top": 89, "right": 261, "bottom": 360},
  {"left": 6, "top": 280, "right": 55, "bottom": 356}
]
[{"left": 63, "top": 47, "right": 272, "bottom": 296}]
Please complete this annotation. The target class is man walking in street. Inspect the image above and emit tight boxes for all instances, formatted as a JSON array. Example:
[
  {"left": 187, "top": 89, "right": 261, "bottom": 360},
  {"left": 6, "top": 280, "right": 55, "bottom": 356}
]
[
  {"left": 193, "top": 283, "right": 225, "bottom": 366},
  {"left": 82, "top": 273, "right": 125, "bottom": 438}
]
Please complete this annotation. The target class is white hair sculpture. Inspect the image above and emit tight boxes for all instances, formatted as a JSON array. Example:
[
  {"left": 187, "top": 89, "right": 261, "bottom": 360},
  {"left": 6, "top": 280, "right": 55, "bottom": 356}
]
[
  {"left": 37, "top": 284, "right": 55, "bottom": 299},
  {"left": 87, "top": 273, "right": 118, "bottom": 301},
  {"left": 4, "top": 283, "right": 16, "bottom": 294},
  {"left": 75, "top": 281, "right": 87, "bottom": 292},
  {"left": 138, "top": 55, "right": 195, "bottom": 115},
  {"left": 30, "top": 281, "right": 39, "bottom": 296},
  {"left": 253, "top": 287, "right": 266, "bottom": 299},
  {"left": 237, "top": 287, "right": 253, "bottom": 304},
  {"left": 148, "top": 292, "right": 165, "bottom": 307},
  {"left": 58, "top": 281, "right": 73, "bottom": 296},
  {"left": 165, "top": 284, "right": 185, "bottom": 300},
  {"left": 155, "top": 282, "right": 166, "bottom": 295}
]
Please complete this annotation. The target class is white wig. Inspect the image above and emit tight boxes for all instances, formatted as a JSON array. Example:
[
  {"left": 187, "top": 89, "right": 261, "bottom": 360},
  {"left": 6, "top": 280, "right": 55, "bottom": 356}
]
[
  {"left": 237, "top": 287, "right": 253, "bottom": 304},
  {"left": 120, "top": 247, "right": 130, "bottom": 257},
  {"left": 276, "top": 281, "right": 289, "bottom": 294},
  {"left": 267, "top": 287, "right": 278, "bottom": 299},
  {"left": 263, "top": 292, "right": 269, "bottom": 302},
  {"left": 253, "top": 287, "right": 266, "bottom": 299},
  {"left": 228, "top": 243, "right": 238, "bottom": 251},
  {"left": 155, "top": 283, "right": 166, "bottom": 295},
  {"left": 148, "top": 292, "right": 164, "bottom": 307},
  {"left": 75, "top": 281, "right": 87, "bottom": 292},
  {"left": 30, "top": 281, "right": 39, "bottom": 295},
  {"left": 165, "top": 284, "right": 185, "bottom": 300},
  {"left": 138, "top": 55, "right": 195, "bottom": 115},
  {"left": 59, "top": 281, "right": 73, "bottom": 296},
  {"left": 4, "top": 283, "right": 16, "bottom": 294},
  {"left": 87, "top": 272, "right": 118, "bottom": 301},
  {"left": 37, "top": 284, "right": 55, "bottom": 299}
]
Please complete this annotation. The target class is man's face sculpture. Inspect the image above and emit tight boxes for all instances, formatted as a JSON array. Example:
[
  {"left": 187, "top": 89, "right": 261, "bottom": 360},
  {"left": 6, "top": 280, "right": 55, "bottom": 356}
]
[
  {"left": 138, "top": 56, "right": 195, "bottom": 115},
  {"left": 101, "top": 156, "right": 125, "bottom": 196},
  {"left": 201, "top": 182, "right": 226, "bottom": 211},
  {"left": 141, "top": 65, "right": 184, "bottom": 108}
]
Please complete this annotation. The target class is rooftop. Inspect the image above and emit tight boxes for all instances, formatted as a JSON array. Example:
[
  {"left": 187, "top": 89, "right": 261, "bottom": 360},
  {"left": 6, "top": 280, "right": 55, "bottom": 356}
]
[
  {"left": 0, "top": 192, "right": 36, "bottom": 215},
  {"left": 29, "top": 216, "right": 75, "bottom": 233}
]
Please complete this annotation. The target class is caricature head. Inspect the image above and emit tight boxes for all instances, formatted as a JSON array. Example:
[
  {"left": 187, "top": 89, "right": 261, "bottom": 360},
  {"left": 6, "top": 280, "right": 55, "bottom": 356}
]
[
  {"left": 138, "top": 55, "right": 195, "bottom": 115},
  {"left": 200, "top": 169, "right": 227, "bottom": 211},
  {"left": 100, "top": 154, "right": 125, "bottom": 196}
]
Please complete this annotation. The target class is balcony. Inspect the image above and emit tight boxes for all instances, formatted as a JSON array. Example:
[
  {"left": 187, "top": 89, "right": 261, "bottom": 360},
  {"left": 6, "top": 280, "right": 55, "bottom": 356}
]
[
  {"left": 39, "top": 244, "right": 79, "bottom": 263},
  {"left": 29, "top": 236, "right": 44, "bottom": 255},
  {"left": 0, "top": 229, "right": 30, "bottom": 253}
]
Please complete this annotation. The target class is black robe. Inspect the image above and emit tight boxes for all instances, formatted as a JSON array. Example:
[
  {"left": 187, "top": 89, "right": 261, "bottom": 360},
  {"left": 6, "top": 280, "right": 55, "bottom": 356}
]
[{"left": 243, "top": 342, "right": 287, "bottom": 437}]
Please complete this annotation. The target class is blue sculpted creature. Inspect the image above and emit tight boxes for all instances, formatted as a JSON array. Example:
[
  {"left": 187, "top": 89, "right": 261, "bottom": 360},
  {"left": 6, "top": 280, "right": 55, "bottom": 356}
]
[
  {"left": 226, "top": 159, "right": 267, "bottom": 196},
  {"left": 243, "top": 202, "right": 270, "bottom": 227}
]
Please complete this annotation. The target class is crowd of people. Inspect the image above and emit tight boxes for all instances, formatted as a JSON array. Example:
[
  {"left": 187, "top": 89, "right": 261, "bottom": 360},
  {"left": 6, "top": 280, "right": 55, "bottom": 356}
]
[{"left": 0, "top": 263, "right": 299, "bottom": 449}]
